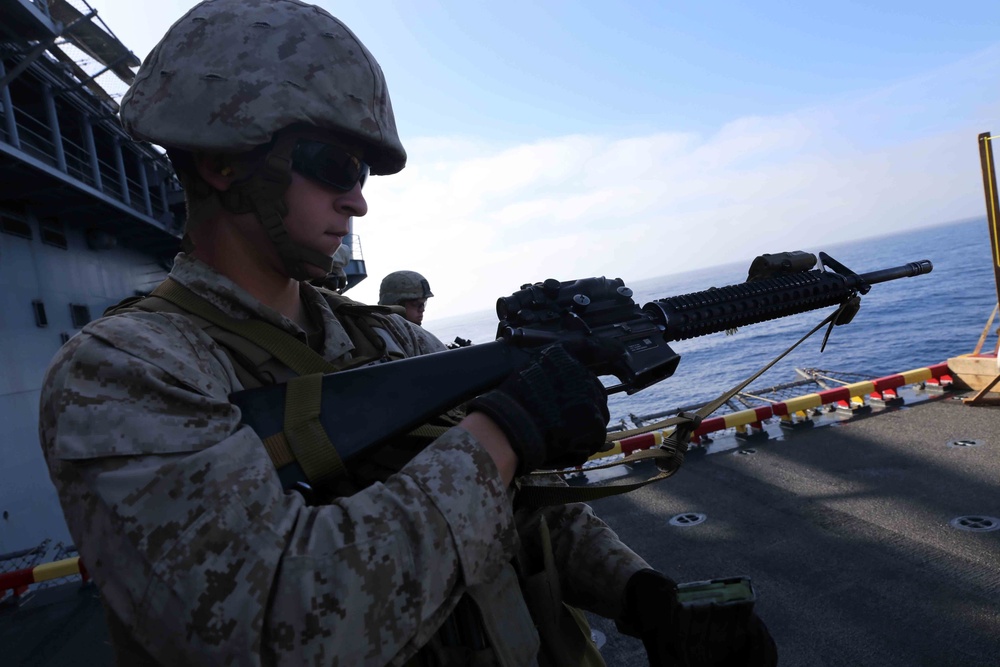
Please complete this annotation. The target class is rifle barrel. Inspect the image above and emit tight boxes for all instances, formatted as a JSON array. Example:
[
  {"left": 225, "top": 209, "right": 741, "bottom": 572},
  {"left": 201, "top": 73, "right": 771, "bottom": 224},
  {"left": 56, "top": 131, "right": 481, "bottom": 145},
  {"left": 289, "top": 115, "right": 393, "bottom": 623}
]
[{"left": 855, "top": 260, "right": 933, "bottom": 286}]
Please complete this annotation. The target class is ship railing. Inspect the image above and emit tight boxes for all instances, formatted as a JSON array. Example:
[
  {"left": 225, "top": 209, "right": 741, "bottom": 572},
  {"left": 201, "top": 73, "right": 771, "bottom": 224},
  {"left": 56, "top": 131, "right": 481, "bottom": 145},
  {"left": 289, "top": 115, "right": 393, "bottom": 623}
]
[
  {"left": 8, "top": 102, "right": 59, "bottom": 168},
  {"left": 620, "top": 367, "right": 904, "bottom": 430},
  {"left": 5, "top": 101, "right": 175, "bottom": 221},
  {"left": 0, "top": 540, "right": 51, "bottom": 573},
  {"left": 93, "top": 152, "right": 119, "bottom": 194},
  {"left": 601, "top": 363, "right": 954, "bottom": 459},
  {"left": 345, "top": 233, "right": 364, "bottom": 261},
  {"left": 625, "top": 398, "right": 747, "bottom": 429},
  {"left": 0, "top": 540, "right": 88, "bottom": 606},
  {"left": 62, "top": 134, "right": 92, "bottom": 184}
]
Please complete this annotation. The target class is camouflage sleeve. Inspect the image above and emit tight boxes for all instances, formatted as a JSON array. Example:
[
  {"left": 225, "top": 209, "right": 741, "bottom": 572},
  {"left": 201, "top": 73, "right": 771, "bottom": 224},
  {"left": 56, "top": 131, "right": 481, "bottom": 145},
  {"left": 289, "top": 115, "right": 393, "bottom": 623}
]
[
  {"left": 378, "top": 312, "right": 451, "bottom": 355},
  {"left": 373, "top": 309, "right": 646, "bottom": 618},
  {"left": 374, "top": 308, "right": 648, "bottom": 618},
  {"left": 515, "top": 478, "right": 650, "bottom": 620},
  {"left": 39, "top": 313, "right": 517, "bottom": 666}
]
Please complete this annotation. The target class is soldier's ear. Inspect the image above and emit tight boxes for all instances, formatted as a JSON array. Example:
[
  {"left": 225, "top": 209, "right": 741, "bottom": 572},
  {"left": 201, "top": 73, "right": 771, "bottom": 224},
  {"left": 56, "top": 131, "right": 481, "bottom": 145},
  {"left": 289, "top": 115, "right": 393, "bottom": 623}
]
[{"left": 193, "top": 152, "right": 235, "bottom": 191}]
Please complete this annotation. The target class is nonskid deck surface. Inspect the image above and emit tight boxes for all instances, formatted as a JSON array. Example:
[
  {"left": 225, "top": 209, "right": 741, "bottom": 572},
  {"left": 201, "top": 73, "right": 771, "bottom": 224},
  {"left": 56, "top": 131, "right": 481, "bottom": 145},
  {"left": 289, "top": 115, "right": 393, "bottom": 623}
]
[
  {"left": 588, "top": 391, "right": 1000, "bottom": 666},
  {"left": 1, "top": 578, "right": 112, "bottom": 667},
  {"left": 4, "top": 391, "right": 998, "bottom": 666}
]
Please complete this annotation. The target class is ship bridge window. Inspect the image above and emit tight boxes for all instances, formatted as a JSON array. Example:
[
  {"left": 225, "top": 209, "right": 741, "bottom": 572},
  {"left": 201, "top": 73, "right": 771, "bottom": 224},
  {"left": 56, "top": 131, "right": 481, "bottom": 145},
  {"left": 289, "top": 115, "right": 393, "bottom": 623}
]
[
  {"left": 40, "top": 218, "right": 68, "bottom": 249},
  {"left": 70, "top": 304, "right": 92, "bottom": 328},
  {"left": 0, "top": 214, "right": 32, "bottom": 240},
  {"left": 32, "top": 300, "right": 48, "bottom": 328}
]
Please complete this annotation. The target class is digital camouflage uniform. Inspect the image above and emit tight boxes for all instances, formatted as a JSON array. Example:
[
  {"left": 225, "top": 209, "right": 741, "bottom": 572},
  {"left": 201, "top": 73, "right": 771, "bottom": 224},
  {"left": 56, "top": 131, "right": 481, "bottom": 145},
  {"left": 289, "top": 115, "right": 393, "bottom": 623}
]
[
  {"left": 39, "top": 0, "right": 653, "bottom": 663},
  {"left": 39, "top": 253, "right": 650, "bottom": 666}
]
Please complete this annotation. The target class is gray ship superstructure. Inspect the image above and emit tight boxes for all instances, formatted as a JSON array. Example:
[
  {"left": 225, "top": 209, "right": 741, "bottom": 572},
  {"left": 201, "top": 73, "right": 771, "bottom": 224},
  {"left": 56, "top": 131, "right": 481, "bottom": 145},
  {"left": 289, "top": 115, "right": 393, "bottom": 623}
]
[{"left": 1, "top": 0, "right": 182, "bottom": 556}]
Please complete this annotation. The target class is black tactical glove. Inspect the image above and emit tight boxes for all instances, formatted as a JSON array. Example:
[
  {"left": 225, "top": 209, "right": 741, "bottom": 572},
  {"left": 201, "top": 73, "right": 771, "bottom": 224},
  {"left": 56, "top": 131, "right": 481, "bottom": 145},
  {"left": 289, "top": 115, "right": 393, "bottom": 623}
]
[
  {"left": 617, "top": 569, "right": 778, "bottom": 667},
  {"left": 467, "top": 344, "right": 610, "bottom": 475}
]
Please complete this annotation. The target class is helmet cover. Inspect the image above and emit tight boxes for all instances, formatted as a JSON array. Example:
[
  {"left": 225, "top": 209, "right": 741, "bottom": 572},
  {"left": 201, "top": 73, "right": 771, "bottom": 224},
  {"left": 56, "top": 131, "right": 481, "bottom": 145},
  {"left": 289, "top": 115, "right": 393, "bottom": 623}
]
[
  {"left": 379, "top": 270, "right": 434, "bottom": 305},
  {"left": 120, "top": 0, "right": 406, "bottom": 175}
]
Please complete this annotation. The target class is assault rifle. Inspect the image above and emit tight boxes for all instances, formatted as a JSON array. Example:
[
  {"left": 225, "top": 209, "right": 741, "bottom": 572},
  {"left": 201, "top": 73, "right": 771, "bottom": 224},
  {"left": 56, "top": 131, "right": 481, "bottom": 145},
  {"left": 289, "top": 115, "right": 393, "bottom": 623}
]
[{"left": 230, "top": 251, "right": 932, "bottom": 491}]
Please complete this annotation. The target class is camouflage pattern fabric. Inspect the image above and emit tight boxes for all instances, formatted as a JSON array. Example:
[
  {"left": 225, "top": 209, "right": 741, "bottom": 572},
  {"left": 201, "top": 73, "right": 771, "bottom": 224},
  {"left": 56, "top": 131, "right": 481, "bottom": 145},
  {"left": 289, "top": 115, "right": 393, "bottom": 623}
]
[
  {"left": 378, "top": 270, "right": 434, "bottom": 306},
  {"left": 120, "top": 0, "right": 406, "bottom": 175},
  {"left": 39, "top": 253, "right": 649, "bottom": 665},
  {"left": 516, "top": 479, "right": 650, "bottom": 621}
]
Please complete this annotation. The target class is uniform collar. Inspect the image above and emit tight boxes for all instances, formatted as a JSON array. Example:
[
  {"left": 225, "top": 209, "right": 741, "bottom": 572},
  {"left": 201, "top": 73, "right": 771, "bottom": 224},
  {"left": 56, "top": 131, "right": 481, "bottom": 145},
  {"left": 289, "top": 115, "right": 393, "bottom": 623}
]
[{"left": 167, "top": 253, "right": 356, "bottom": 358}]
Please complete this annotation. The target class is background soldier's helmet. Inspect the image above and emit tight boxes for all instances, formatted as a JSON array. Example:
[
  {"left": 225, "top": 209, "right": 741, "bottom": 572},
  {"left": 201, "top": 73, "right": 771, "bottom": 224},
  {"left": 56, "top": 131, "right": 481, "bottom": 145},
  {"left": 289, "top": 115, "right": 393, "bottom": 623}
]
[
  {"left": 120, "top": 0, "right": 405, "bottom": 175},
  {"left": 379, "top": 271, "right": 434, "bottom": 305}
]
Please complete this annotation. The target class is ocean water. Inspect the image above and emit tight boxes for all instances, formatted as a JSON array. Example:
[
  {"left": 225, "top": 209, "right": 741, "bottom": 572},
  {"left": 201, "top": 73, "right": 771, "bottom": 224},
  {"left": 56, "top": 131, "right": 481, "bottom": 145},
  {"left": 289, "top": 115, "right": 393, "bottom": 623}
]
[{"left": 427, "top": 217, "right": 999, "bottom": 426}]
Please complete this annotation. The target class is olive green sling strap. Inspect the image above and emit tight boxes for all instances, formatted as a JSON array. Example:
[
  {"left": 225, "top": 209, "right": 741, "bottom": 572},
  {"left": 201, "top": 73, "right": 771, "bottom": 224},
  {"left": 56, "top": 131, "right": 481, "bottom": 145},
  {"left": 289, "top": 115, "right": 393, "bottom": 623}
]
[
  {"left": 150, "top": 278, "right": 341, "bottom": 374},
  {"left": 143, "top": 278, "right": 349, "bottom": 487}
]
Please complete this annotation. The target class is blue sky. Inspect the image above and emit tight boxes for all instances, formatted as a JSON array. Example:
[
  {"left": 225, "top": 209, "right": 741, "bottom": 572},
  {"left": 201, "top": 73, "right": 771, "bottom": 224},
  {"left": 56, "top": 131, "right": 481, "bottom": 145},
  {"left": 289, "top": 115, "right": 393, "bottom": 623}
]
[
  {"left": 340, "top": 1, "right": 1000, "bottom": 140},
  {"left": 94, "top": 0, "right": 1000, "bottom": 319}
]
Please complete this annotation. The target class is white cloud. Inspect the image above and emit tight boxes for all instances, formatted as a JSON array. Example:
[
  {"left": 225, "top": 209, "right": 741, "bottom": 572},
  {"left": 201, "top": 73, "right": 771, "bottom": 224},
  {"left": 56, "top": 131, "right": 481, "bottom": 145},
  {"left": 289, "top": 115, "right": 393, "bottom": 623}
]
[{"left": 350, "top": 46, "right": 999, "bottom": 322}]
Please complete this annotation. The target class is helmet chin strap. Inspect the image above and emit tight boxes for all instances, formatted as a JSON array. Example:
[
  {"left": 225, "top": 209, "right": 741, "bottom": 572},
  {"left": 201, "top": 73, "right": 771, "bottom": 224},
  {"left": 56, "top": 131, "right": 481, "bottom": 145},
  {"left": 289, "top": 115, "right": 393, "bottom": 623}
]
[{"left": 214, "top": 132, "right": 335, "bottom": 281}]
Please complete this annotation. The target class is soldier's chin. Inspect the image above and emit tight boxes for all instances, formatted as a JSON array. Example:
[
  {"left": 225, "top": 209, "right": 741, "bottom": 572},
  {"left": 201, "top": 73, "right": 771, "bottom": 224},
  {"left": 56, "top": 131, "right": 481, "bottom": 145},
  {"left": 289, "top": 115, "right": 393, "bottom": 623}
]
[{"left": 300, "top": 262, "right": 332, "bottom": 281}]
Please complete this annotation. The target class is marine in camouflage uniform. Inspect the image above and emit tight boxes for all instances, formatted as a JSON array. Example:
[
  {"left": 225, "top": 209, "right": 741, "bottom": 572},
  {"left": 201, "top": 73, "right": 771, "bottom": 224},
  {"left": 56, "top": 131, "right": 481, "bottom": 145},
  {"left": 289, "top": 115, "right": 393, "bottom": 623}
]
[
  {"left": 39, "top": 1, "right": 776, "bottom": 666},
  {"left": 37, "top": 1, "right": 648, "bottom": 665},
  {"left": 41, "top": 250, "right": 645, "bottom": 665},
  {"left": 379, "top": 270, "right": 434, "bottom": 325}
]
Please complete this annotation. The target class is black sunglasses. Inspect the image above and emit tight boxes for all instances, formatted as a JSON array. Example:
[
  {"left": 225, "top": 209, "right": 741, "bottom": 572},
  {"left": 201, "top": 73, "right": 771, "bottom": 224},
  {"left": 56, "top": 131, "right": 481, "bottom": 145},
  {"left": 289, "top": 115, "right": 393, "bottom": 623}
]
[{"left": 290, "top": 140, "right": 369, "bottom": 192}]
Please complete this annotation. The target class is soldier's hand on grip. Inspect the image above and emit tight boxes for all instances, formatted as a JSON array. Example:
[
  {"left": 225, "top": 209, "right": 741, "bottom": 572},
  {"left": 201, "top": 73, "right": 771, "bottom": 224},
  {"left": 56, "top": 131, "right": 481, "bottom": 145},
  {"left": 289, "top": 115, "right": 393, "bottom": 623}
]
[
  {"left": 467, "top": 344, "right": 609, "bottom": 476},
  {"left": 617, "top": 569, "right": 778, "bottom": 667}
]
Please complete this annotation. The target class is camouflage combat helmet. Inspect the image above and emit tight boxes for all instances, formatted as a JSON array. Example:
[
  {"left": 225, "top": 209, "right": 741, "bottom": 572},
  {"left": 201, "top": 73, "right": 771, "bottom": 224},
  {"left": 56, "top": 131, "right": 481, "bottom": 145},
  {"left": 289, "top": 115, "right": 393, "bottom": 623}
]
[
  {"left": 119, "top": 0, "right": 406, "bottom": 280},
  {"left": 378, "top": 270, "right": 434, "bottom": 305}
]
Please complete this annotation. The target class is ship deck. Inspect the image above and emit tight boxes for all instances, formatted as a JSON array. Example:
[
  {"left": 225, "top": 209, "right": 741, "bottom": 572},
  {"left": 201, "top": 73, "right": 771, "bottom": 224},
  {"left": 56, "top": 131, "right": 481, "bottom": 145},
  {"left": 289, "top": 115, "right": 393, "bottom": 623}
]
[
  {"left": 3, "top": 386, "right": 998, "bottom": 666},
  {"left": 588, "top": 387, "right": 1000, "bottom": 666}
]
